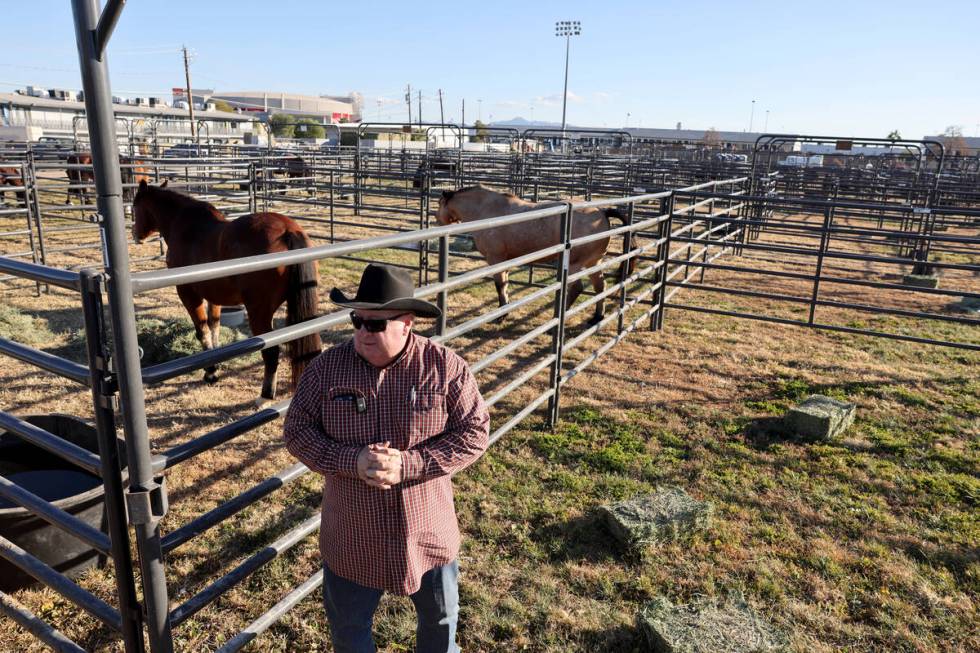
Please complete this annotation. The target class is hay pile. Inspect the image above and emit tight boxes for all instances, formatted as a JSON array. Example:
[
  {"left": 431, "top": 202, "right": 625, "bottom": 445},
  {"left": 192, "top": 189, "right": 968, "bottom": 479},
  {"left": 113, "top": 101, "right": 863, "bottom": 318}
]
[
  {"left": 600, "top": 488, "right": 713, "bottom": 550},
  {"left": 0, "top": 305, "right": 54, "bottom": 346},
  {"left": 637, "top": 595, "right": 788, "bottom": 653},
  {"left": 134, "top": 317, "right": 252, "bottom": 365}
]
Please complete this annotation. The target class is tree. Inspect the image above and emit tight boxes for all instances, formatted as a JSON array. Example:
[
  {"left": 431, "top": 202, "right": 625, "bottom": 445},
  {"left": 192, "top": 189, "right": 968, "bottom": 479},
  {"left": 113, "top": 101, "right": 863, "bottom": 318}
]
[
  {"left": 886, "top": 129, "right": 901, "bottom": 140},
  {"left": 295, "top": 118, "right": 326, "bottom": 139},
  {"left": 941, "top": 125, "right": 967, "bottom": 156},
  {"left": 473, "top": 120, "right": 489, "bottom": 143},
  {"left": 211, "top": 99, "right": 234, "bottom": 113},
  {"left": 703, "top": 127, "right": 721, "bottom": 148},
  {"left": 268, "top": 113, "right": 296, "bottom": 138}
]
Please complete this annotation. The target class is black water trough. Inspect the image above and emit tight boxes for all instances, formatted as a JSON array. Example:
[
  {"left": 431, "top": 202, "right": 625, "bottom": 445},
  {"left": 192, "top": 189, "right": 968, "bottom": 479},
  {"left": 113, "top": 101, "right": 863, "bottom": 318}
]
[{"left": 0, "top": 414, "right": 125, "bottom": 592}]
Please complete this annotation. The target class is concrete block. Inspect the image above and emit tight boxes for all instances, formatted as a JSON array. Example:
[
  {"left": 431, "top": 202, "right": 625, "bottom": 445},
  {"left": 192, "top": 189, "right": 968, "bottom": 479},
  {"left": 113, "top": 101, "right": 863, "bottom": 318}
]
[
  {"left": 637, "top": 595, "right": 788, "bottom": 653},
  {"left": 784, "top": 395, "right": 855, "bottom": 441},
  {"left": 949, "top": 296, "right": 980, "bottom": 314},
  {"left": 600, "top": 488, "right": 713, "bottom": 550},
  {"left": 902, "top": 274, "right": 939, "bottom": 289}
]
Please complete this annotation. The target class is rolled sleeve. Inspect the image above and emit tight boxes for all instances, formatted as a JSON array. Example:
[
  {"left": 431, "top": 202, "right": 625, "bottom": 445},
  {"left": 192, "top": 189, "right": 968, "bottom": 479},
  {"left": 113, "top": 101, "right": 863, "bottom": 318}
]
[
  {"left": 400, "top": 356, "right": 490, "bottom": 483},
  {"left": 283, "top": 358, "right": 361, "bottom": 478}
]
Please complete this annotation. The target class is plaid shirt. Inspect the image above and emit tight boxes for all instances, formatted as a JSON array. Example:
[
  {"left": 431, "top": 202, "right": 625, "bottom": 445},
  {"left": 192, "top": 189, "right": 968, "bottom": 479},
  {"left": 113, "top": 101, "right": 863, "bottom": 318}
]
[{"left": 283, "top": 332, "right": 490, "bottom": 595}]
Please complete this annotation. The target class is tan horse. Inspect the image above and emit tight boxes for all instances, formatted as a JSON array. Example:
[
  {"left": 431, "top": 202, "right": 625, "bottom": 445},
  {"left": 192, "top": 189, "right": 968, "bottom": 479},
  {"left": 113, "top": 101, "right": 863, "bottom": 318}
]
[{"left": 435, "top": 186, "right": 636, "bottom": 325}]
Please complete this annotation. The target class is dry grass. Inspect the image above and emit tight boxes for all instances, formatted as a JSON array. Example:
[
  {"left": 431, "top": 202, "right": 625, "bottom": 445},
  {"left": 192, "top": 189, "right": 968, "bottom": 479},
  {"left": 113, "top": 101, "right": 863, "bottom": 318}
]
[{"left": 0, "top": 178, "right": 977, "bottom": 652}]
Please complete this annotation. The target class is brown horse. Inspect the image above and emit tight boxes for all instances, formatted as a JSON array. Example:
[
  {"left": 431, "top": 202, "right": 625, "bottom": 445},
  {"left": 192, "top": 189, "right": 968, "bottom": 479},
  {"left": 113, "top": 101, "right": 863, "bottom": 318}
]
[
  {"left": 121, "top": 155, "right": 151, "bottom": 201},
  {"left": 132, "top": 180, "right": 322, "bottom": 401},
  {"left": 436, "top": 185, "right": 637, "bottom": 325},
  {"left": 66, "top": 152, "right": 94, "bottom": 204},
  {"left": 0, "top": 167, "right": 26, "bottom": 207}
]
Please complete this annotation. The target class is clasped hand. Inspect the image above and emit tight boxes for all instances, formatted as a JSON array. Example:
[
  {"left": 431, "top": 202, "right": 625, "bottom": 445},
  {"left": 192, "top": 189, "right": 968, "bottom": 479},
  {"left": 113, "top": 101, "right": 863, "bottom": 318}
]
[{"left": 356, "top": 441, "right": 402, "bottom": 490}]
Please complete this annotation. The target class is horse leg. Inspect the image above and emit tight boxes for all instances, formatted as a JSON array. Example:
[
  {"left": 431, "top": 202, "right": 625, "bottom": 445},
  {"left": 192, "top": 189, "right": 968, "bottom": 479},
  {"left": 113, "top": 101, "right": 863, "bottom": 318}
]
[
  {"left": 247, "top": 307, "right": 278, "bottom": 404},
  {"left": 492, "top": 270, "right": 509, "bottom": 323},
  {"left": 176, "top": 286, "right": 216, "bottom": 384},
  {"left": 206, "top": 302, "right": 222, "bottom": 381},
  {"left": 587, "top": 270, "right": 606, "bottom": 326},
  {"left": 565, "top": 278, "right": 585, "bottom": 312}
]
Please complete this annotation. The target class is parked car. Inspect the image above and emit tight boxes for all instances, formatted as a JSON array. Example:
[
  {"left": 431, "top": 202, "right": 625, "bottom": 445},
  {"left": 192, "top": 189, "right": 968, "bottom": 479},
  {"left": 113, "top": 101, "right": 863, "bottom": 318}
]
[
  {"left": 163, "top": 143, "right": 209, "bottom": 158},
  {"left": 31, "top": 136, "right": 75, "bottom": 160}
]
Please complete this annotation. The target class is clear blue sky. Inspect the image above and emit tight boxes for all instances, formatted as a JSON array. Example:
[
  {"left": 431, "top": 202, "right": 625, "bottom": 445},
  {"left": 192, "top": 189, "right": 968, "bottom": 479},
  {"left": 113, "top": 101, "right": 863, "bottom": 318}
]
[{"left": 3, "top": 0, "right": 978, "bottom": 137}]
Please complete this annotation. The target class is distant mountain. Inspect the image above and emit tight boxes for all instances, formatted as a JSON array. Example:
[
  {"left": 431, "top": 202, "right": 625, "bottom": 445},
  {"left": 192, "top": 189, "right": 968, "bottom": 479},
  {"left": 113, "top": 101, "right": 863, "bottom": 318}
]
[{"left": 489, "top": 116, "right": 564, "bottom": 128}]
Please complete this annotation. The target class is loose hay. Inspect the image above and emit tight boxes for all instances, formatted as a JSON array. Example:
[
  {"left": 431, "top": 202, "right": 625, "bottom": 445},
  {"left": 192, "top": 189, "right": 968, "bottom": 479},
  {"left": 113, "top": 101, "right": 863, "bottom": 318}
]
[
  {"left": 637, "top": 595, "right": 788, "bottom": 653},
  {"left": 600, "top": 488, "right": 713, "bottom": 550},
  {"left": 0, "top": 305, "right": 54, "bottom": 345},
  {"left": 134, "top": 317, "right": 253, "bottom": 365}
]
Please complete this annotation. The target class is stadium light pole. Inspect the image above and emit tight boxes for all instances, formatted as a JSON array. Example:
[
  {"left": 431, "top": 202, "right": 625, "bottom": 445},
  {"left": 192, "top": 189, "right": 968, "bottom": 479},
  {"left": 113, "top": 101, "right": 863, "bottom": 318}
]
[{"left": 555, "top": 20, "right": 581, "bottom": 140}]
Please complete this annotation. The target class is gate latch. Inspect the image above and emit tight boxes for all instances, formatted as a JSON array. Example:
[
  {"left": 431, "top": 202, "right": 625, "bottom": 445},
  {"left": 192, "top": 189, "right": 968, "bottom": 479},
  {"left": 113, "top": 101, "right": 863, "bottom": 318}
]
[{"left": 126, "top": 476, "right": 168, "bottom": 525}]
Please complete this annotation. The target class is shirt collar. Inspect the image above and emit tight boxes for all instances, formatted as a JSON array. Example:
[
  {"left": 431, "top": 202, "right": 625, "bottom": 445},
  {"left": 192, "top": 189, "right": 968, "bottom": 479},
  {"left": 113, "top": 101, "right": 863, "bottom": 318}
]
[{"left": 353, "top": 331, "right": 417, "bottom": 370}]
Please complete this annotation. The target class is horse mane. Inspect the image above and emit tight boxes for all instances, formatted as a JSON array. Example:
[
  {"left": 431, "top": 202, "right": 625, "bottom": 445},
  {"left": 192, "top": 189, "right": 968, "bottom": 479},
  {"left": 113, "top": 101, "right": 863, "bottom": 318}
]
[{"left": 140, "top": 184, "right": 227, "bottom": 222}]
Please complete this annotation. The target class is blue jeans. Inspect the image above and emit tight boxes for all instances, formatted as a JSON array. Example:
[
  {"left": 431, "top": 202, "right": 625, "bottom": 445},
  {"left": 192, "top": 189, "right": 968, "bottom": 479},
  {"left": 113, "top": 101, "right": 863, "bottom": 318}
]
[{"left": 322, "top": 560, "right": 460, "bottom": 653}]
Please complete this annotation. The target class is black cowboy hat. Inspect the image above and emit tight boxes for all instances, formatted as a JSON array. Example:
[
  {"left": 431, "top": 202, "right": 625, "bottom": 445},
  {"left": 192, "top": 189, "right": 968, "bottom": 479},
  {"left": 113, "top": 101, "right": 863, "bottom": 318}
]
[{"left": 329, "top": 264, "right": 441, "bottom": 318}]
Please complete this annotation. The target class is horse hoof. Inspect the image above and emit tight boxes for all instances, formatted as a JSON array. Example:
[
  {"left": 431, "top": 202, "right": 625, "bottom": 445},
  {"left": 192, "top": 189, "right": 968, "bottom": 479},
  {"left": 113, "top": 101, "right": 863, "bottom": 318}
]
[
  {"left": 255, "top": 396, "right": 274, "bottom": 409},
  {"left": 203, "top": 372, "right": 219, "bottom": 385}
]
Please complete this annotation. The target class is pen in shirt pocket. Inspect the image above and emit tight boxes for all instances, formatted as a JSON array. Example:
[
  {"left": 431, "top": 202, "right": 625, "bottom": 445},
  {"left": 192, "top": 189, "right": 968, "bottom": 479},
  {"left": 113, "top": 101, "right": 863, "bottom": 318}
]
[{"left": 409, "top": 385, "right": 416, "bottom": 406}]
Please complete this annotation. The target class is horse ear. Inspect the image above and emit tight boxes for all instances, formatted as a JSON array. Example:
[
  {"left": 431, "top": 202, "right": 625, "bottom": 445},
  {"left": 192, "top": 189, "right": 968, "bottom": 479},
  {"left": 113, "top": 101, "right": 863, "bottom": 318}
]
[
  {"left": 138, "top": 179, "right": 148, "bottom": 192},
  {"left": 160, "top": 179, "right": 168, "bottom": 189},
  {"left": 441, "top": 190, "right": 455, "bottom": 202}
]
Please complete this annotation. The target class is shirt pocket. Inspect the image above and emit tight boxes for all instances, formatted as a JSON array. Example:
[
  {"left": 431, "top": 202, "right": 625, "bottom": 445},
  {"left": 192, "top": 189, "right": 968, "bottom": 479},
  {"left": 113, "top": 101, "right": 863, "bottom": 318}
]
[
  {"left": 405, "top": 390, "right": 448, "bottom": 446},
  {"left": 322, "top": 386, "right": 371, "bottom": 445}
]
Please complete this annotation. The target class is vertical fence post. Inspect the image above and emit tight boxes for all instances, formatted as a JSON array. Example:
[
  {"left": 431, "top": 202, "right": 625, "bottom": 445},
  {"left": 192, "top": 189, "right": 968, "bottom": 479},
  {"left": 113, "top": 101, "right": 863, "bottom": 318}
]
[
  {"left": 353, "top": 149, "right": 361, "bottom": 216},
  {"left": 547, "top": 203, "right": 574, "bottom": 429},
  {"left": 328, "top": 170, "right": 335, "bottom": 243},
  {"left": 654, "top": 193, "right": 675, "bottom": 331},
  {"left": 616, "top": 200, "right": 635, "bottom": 335},
  {"left": 70, "top": 2, "right": 173, "bottom": 651},
  {"left": 22, "top": 157, "right": 43, "bottom": 295},
  {"left": 80, "top": 269, "right": 145, "bottom": 653},
  {"left": 247, "top": 162, "right": 257, "bottom": 214},
  {"left": 808, "top": 201, "right": 835, "bottom": 325},
  {"left": 436, "top": 234, "right": 448, "bottom": 336},
  {"left": 419, "top": 168, "right": 430, "bottom": 283}
]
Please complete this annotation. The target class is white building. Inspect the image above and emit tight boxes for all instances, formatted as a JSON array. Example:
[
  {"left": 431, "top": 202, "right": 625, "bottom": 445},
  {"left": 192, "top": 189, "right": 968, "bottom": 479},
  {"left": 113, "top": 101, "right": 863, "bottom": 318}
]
[{"left": 0, "top": 90, "right": 256, "bottom": 143}]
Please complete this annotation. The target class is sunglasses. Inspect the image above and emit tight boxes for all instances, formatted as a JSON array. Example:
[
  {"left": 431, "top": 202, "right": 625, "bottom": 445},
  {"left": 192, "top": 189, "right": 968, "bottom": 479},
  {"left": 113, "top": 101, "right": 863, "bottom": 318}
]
[{"left": 349, "top": 311, "right": 410, "bottom": 333}]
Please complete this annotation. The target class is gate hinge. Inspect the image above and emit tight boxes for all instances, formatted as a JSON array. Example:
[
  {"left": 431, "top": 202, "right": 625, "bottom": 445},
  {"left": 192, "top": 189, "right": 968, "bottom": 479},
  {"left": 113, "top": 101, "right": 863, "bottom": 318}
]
[
  {"left": 98, "top": 393, "right": 119, "bottom": 411},
  {"left": 126, "top": 476, "right": 168, "bottom": 525}
]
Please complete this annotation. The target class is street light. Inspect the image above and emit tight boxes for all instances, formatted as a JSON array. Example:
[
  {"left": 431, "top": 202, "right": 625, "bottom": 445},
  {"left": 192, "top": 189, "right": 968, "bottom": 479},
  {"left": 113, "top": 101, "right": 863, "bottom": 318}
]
[
  {"left": 748, "top": 99, "right": 756, "bottom": 133},
  {"left": 555, "top": 20, "right": 581, "bottom": 138}
]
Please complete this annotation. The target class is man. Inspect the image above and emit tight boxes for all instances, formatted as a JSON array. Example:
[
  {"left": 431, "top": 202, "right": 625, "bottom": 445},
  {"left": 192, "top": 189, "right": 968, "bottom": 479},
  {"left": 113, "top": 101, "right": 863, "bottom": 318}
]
[{"left": 284, "top": 263, "right": 490, "bottom": 653}]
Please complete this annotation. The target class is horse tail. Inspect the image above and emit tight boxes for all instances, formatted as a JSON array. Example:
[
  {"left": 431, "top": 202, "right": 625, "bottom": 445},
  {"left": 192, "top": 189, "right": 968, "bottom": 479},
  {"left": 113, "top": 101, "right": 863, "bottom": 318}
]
[
  {"left": 283, "top": 229, "right": 322, "bottom": 390},
  {"left": 605, "top": 208, "right": 638, "bottom": 276}
]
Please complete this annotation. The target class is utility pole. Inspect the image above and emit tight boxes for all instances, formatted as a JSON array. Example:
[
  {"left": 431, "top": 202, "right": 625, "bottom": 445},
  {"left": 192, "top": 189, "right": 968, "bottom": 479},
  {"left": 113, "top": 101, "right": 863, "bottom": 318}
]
[
  {"left": 438, "top": 89, "right": 445, "bottom": 124},
  {"left": 406, "top": 84, "right": 412, "bottom": 125},
  {"left": 182, "top": 46, "right": 196, "bottom": 141},
  {"left": 417, "top": 90, "right": 422, "bottom": 128}
]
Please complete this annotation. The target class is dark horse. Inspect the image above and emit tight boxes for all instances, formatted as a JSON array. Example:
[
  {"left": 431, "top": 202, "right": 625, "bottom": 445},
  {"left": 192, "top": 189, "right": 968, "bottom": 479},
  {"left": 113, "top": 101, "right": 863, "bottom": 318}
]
[
  {"left": 132, "top": 180, "right": 322, "bottom": 402},
  {"left": 66, "top": 152, "right": 95, "bottom": 204},
  {"left": 412, "top": 159, "right": 458, "bottom": 189},
  {"left": 278, "top": 155, "right": 314, "bottom": 196},
  {"left": 0, "top": 167, "right": 27, "bottom": 207}
]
